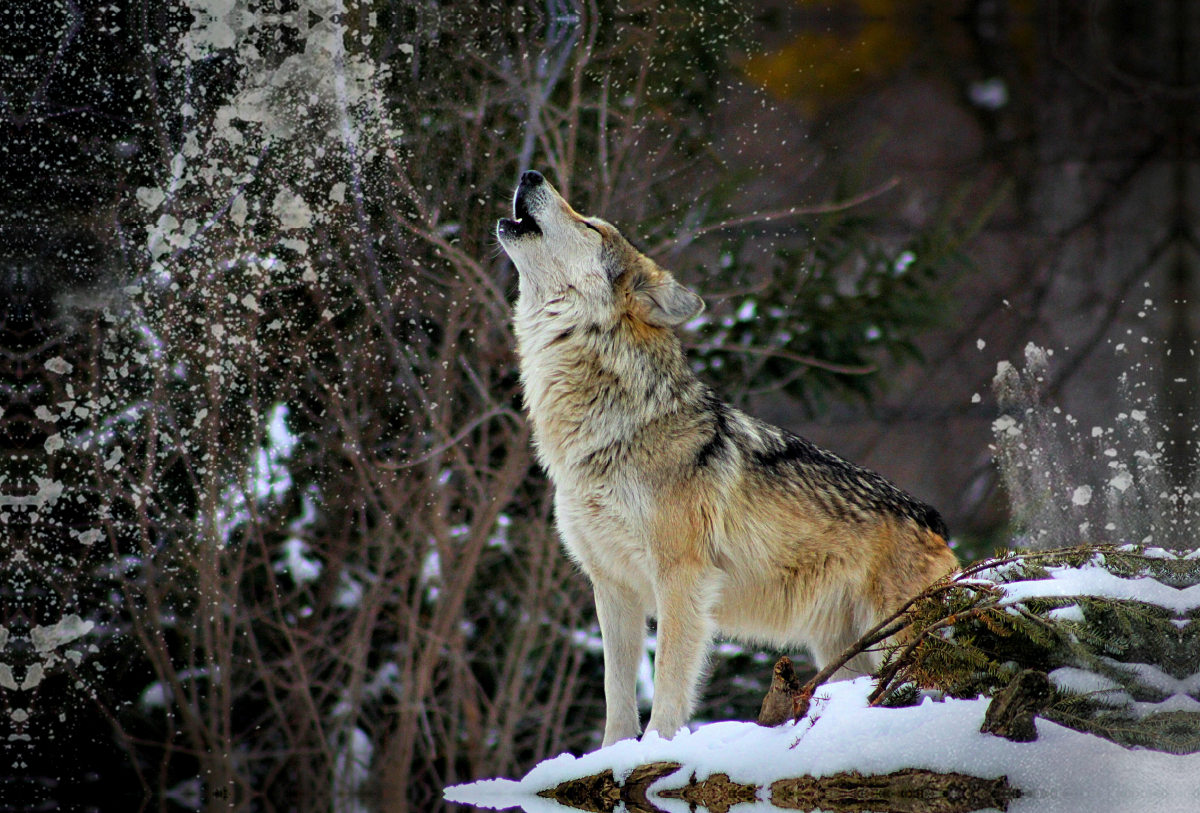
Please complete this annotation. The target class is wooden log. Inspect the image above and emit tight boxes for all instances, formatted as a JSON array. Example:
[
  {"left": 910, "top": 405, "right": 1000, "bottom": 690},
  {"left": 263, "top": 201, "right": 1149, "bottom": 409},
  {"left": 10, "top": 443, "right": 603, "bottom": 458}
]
[
  {"left": 757, "top": 655, "right": 808, "bottom": 727},
  {"left": 535, "top": 763, "right": 1020, "bottom": 813},
  {"left": 770, "top": 769, "right": 1021, "bottom": 813},
  {"left": 980, "top": 669, "right": 1052, "bottom": 742},
  {"left": 658, "top": 771, "right": 760, "bottom": 813},
  {"left": 536, "top": 761, "right": 681, "bottom": 813}
]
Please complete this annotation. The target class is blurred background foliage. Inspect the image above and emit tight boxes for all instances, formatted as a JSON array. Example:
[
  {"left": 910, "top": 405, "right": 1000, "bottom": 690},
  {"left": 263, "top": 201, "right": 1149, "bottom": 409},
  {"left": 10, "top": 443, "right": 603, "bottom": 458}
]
[
  {"left": 740, "top": 0, "right": 1039, "bottom": 114},
  {"left": 742, "top": 0, "right": 918, "bottom": 111}
]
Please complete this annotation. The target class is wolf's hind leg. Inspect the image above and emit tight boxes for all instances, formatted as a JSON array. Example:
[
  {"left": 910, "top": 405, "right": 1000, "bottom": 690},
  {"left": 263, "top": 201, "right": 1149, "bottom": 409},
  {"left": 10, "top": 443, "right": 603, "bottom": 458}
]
[
  {"left": 817, "top": 646, "right": 881, "bottom": 681},
  {"left": 645, "top": 563, "right": 721, "bottom": 740},
  {"left": 594, "top": 579, "right": 645, "bottom": 747},
  {"left": 808, "top": 603, "right": 883, "bottom": 681}
]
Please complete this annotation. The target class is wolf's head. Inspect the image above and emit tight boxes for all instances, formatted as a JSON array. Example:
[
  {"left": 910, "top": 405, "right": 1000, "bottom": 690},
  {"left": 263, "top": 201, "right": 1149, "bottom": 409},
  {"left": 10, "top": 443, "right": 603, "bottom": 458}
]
[{"left": 497, "top": 171, "right": 703, "bottom": 334}]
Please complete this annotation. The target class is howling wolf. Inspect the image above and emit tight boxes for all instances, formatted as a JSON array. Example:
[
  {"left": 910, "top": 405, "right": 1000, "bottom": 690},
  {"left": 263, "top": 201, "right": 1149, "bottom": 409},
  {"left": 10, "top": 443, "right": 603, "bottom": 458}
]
[{"left": 496, "top": 170, "right": 957, "bottom": 746}]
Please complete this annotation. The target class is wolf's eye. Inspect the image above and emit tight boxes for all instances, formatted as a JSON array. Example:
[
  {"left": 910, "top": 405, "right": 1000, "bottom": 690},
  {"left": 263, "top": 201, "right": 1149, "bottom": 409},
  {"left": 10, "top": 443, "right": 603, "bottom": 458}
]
[{"left": 582, "top": 221, "right": 601, "bottom": 234}]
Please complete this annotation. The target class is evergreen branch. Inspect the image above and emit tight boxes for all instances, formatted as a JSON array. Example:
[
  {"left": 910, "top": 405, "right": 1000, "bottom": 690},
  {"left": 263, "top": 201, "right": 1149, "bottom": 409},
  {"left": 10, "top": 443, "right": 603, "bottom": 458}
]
[
  {"left": 789, "top": 578, "right": 998, "bottom": 719},
  {"left": 868, "top": 602, "right": 1013, "bottom": 706}
]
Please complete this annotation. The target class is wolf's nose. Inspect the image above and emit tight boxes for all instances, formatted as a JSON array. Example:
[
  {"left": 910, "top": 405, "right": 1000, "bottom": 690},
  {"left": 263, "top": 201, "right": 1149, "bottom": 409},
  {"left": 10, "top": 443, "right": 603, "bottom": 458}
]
[{"left": 520, "top": 170, "right": 544, "bottom": 188}]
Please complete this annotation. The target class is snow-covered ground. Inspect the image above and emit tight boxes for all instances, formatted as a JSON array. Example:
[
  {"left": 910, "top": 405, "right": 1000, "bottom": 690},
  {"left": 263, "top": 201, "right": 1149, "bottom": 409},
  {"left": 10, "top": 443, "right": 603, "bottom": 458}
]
[
  {"left": 447, "top": 677, "right": 1198, "bottom": 812},
  {"left": 448, "top": 549, "right": 1200, "bottom": 812}
]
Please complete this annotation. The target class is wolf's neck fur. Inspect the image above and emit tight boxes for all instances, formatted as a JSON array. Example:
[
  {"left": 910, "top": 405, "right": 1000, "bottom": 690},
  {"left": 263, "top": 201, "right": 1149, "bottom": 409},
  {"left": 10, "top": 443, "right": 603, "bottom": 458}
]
[{"left": 515, "top": 305, "right": 700, "bottom": 478}]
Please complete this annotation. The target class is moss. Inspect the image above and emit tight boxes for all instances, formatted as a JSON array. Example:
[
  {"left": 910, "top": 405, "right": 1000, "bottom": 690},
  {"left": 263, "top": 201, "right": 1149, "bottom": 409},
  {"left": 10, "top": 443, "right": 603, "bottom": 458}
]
[{"left": 877, "top": 545, "right": 1200, "bottom": 753}]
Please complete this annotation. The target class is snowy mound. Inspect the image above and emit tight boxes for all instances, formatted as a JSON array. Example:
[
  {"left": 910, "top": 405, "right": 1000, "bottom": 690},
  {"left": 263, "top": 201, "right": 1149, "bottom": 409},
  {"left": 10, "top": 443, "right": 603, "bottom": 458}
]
[
  {"left": 446, "top": 679, "right": 1197, "bottom": 813},
  {"left": 448, "top": 545, "right": 1200, "bottom": 812},
  {"left": 965, "top": 545, "right": 1200, "bottom": 753}
]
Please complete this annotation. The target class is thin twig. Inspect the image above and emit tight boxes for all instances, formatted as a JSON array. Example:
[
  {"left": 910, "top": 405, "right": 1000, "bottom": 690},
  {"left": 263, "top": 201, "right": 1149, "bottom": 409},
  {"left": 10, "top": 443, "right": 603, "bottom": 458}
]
[
  {"left": 648, "top": 177, "right": 900, "bottom": 258},
  {"left": 706, "top": 345, "right": 878, "bottom": 376},
  {"left": 381, "top": 407, "right": 522, "bottom": 470}
]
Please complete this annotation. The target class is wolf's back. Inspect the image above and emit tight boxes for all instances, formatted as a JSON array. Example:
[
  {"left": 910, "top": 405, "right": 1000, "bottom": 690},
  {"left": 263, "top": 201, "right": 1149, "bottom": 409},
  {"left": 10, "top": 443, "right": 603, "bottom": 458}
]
[{"left": 692, "top": 398, "right": 949, "bottom": 541}]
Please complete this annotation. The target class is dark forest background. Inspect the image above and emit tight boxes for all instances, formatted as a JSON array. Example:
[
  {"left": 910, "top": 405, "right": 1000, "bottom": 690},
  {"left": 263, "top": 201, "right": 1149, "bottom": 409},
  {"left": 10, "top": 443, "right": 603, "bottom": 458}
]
[{"left": 0, "top": 0, "right": 1195, "bottom": 811}]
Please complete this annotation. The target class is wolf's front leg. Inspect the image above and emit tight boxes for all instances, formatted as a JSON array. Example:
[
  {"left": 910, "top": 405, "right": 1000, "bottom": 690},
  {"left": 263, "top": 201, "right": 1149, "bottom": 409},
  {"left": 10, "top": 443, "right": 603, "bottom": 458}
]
[
  {"left": 593, "top": 579, "right": 646, "bottom": 747},
  {"left": 645, "top": 562, "right": 721, "bottom": 740}
]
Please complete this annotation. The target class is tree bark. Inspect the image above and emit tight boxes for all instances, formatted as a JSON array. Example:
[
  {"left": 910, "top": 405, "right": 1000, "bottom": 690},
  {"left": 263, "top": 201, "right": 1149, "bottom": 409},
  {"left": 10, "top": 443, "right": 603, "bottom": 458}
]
[{"left": 535, "top": 763, "right": 1021, "bottom": 813}]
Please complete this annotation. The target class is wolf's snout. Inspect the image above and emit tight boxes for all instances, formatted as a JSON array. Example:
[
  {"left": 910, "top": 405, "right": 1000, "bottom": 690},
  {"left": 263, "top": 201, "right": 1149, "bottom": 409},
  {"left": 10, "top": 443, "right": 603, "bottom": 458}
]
[
  {"left": 514, "top": 184, "right": 536, "bottom": 222},
  {"left": 514, "top": 171, "right": 544, "bottom": 222},
  {"left": 497, "top": 169, "right": 547, "bottom": 241}
]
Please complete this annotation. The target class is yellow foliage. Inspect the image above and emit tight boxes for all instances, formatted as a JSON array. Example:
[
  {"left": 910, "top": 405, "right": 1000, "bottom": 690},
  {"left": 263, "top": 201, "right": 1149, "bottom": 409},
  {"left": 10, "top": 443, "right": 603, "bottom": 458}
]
[{"left": 738, "top": 0, "right": 912, "bottom": 113}]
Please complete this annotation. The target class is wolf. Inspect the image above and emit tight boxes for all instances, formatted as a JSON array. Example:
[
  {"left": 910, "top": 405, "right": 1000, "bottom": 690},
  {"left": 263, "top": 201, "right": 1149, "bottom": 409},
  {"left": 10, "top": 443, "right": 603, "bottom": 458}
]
[{"left": 496, "top": 170, "right": 958, "bottom": 746}]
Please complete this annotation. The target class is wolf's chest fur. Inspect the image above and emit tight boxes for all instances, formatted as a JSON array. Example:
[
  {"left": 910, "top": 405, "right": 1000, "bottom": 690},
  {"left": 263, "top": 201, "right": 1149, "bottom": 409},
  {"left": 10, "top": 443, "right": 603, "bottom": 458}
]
[
  {"left": 519, "top": 300, "right": 680, "bottom": 439},
  {"left": 516, "top": 313, "right": 695, "bottom": 524}
]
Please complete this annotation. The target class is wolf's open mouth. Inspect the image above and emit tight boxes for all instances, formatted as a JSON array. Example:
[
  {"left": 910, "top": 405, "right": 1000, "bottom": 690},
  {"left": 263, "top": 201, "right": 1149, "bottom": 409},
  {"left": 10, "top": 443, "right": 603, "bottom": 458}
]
[{"left": 498, "top": 186, "right": 543, "bottom": 238}]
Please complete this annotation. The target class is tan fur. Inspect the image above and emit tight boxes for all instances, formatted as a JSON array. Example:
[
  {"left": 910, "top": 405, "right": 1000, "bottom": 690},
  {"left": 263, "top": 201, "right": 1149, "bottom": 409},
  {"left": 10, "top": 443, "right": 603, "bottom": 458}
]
[{"left": 496, "top": 172, "right": 958, "bottom": 746}]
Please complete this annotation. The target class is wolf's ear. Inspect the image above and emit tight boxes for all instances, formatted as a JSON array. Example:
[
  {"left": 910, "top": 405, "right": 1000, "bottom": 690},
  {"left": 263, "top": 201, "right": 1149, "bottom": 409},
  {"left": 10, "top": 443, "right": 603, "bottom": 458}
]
[{"left": 635, "top": 274, "right": 705, "bottom": 328}]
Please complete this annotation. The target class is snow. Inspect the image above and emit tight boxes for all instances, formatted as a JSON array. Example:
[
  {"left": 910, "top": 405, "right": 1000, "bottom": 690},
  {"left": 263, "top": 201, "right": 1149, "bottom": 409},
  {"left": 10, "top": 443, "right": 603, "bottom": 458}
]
[
  {"left": 1048, "top": 667, "right": 1128, "bottom": 703},
  {"left": 334, "top": 570, "right": 364, "bottom": 608},
  {"left": 1130, "top": 694, "right": 1200, "bottom": 717},
  {"left": 1141, "top": 546, "right": 1178, "bottom": 559},
  {"left": 44, "top": 357, "right": 73, "bottom": 375},
  {"left": 140, "top": 681, "right": 169, "bottom": 711},
  {"left": 448, "top": 551, "right": 1200, "bottom": 813},
  {"left": 0, "top": 477, "right": 64, "bottom": 509},
  {"left": 446, "top": 677, "right": 1200, "bottom": 812},
  {"left": 273, "top": 188, "right": 315, "bottom": 230},
  {"left": 968, "top": 78, "right": 1008, "bottom": 110},
  {"left": 30, "top": 615, "right": 94, "bottom": 654},
  {"left": 998, "top": 565, "right": 1200, "bottom": 613},
  {"left": 276, "top": 538, "right": 322, "bottom": 583},
  {"left": 333, "top": 726, "right": 373, "bottom": 813},
  {"left": 1102, "top": 659, "right": 1200, "bottom": 696},
  {"left": 1046, "top": 604, "right": 1084, "bottom": 622}
]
